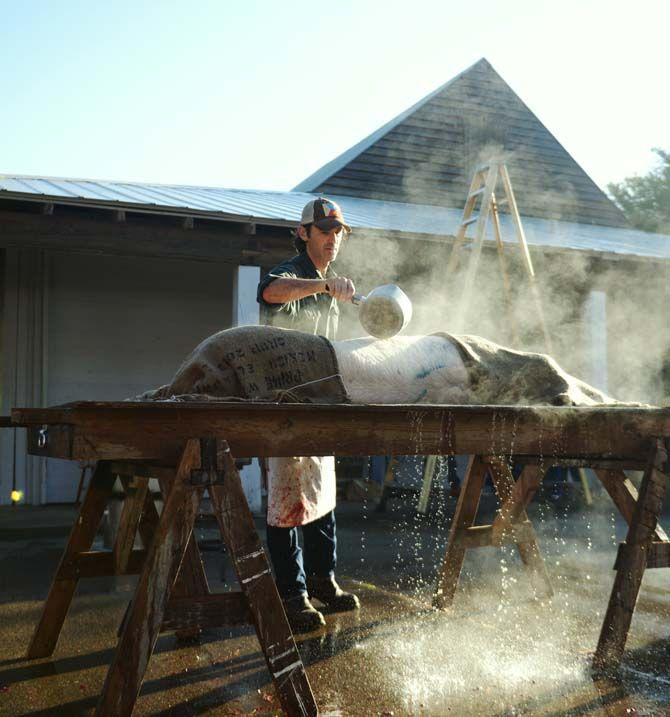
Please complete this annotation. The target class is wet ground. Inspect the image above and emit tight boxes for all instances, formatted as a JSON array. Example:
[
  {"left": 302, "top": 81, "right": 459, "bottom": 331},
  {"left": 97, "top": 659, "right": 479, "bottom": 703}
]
[{"left": 0, "top": 481, "right": 669, "bottom": 716}]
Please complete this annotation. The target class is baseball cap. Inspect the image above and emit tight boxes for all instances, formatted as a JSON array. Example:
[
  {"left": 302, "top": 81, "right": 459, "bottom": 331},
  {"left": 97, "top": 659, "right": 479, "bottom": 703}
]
[{"left": 300, "top": 197, "right": 351, "bottom": 232}]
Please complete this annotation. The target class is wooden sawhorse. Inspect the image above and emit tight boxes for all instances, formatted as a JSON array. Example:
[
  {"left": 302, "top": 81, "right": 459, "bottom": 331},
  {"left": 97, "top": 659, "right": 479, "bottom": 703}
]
[
  {"left": 11, "top": 400, "right": 670, "bottom": 707},
  {"left": 25, "top": 437, "right": 317, "bottom": 717},
  {"left": 432, "top": 440, "right": 670, "bottom": 671}
]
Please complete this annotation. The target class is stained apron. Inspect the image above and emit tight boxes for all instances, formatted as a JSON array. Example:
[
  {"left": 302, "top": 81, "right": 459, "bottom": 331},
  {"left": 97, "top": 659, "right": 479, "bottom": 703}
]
[{"left": 266, "top": 456, "right": 336, "bottom": 528}]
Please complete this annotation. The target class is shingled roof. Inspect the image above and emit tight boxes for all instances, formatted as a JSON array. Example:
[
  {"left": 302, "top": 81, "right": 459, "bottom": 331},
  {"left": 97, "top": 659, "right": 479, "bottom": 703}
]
[{"left": 295, "top": 59, "right": 627, "bottom": 228}]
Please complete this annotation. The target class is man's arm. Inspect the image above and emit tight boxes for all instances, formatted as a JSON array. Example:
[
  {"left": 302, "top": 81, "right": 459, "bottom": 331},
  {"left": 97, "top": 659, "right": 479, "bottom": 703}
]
[
  {"left": 262, "top": 276, "right": 327, "bottom": 304},
  {"left": 262, "top": 276, "right": 355, "bottom": 304}
]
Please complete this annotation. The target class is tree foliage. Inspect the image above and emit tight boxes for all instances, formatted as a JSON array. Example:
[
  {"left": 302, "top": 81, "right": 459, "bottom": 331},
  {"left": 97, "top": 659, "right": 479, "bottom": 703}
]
[{"left": 607, "top": 148, "right": 670, "bottom": 234}]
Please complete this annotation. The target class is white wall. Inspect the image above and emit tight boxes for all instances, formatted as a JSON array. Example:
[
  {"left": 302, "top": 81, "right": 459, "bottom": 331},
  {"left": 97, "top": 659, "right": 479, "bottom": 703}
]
[
  {"left": 582, "top": 289, "right": 608, "bottom": 393},
  {"left": 0, "top": 250, "right": 48, "bottom": 505},
  {"left": 232, "top": 266, "right": 263, "bottom": 515},
  {"left": 1, "top": 249, "right": 235, "bottom": 504}
]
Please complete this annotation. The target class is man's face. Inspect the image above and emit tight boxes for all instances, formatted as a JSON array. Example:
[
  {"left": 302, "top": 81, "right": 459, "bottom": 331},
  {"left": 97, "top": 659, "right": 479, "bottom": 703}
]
[{"left": 301, "top": 224, "right": 346, "bottom": 265}]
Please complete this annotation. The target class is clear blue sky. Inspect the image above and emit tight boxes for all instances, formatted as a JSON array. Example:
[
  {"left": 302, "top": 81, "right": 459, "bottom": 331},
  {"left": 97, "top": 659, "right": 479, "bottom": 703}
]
[{"left": 1, "top": 0, "right": 668, "bottom": 193}]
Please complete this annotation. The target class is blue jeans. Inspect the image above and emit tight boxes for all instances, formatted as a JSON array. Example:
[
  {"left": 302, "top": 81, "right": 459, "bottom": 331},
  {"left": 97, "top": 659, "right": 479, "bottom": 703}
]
[{"left": 266, "top": 510, "right": 336, "bottom": 600}]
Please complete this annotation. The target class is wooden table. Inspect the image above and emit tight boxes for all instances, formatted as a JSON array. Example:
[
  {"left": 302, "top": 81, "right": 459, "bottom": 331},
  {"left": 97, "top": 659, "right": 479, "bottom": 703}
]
[{"left": 9, "top": 401, "right": 670, "bottom": 714}]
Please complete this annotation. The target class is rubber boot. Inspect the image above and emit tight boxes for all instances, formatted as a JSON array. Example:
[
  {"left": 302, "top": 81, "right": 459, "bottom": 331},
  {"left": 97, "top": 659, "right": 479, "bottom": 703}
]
[
  {"left": 283, "top": 594, "right": 326, "bottom": 633},
  {"left": 306, "top": 576, "right": 360, "bottom": 612}
]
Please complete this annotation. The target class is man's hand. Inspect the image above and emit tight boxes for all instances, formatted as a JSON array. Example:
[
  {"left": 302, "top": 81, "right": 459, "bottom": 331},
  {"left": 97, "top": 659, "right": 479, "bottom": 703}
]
[{"left": 325, "top": 277, "right": 356, "bottom": 302}]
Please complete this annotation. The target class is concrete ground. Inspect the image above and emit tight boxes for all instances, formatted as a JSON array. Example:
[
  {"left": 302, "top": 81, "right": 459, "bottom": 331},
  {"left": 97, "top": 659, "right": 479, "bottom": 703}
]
[{"left": 1, "top": 481, "right": 669, "bottom": 716}]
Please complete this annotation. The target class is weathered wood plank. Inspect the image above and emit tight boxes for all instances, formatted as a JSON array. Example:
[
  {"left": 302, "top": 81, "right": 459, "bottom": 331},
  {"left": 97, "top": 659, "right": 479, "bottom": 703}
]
[
  {"left": 26, "top": 423, "right": 74, "bottom": 459},
  {"left": 487, "top": 456, "right": 647, "bottom": 471},
  {"left": 121, "top": 469, "right": 209, "bottom": 643},
  {"left": 209, "top": 439, "right": 318, "bottom": 717},
  {"left": 613, "top": 541, "right": 670, "bottom": 570},
  {"left": 433, "top": 455, "right": 488, "bottom": 609},
  {"left": 646, "top": 541, "right": 670, "bottom": 569},
  {"left": 490, "top": 464, "right": 543, "bottom": 539},
  {"left": 108, "top": 461, "right": 176, "bottom": 482},
  {"left": 58, "top": 549, "right": 147, "bottom": 579},
  {"left": 0, "top": 208, "right": 251, "bottom": 262},
  {"left": 488, "top": 460, "right": 553, "bottom": 598},
  {"left": 594, "top": 440, "right": 669, "bottom": 670},
  {"left": 27, "top": 462, "right": 115, "bottom": 658},
  {"left": 594, "top": 469, "right": 669, "bottom": 542},
  {"left": 161, "top": 593, "right": 251, "bottom": 632},
  {"left": 14, "top": 402, "right": 670, "bottom": 462},
  {"left": 113, "top": 477, "right": 149, "bottom": 574},
  {"left": 96, "top": 440, "right": 204, "bottom": 716},
  {"left": 155, "top": 473, "right": 210, "bottom": 598},
  {"left": 458, "top": 521, "right": 536, "bottom": 548}
]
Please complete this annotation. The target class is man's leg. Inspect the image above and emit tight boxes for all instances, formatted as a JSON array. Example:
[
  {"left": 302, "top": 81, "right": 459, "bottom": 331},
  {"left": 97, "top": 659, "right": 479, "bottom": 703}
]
[
  {"left": 303, "top": 511, "right": 359, "bottom": 612},
  {"left": 266, "top": 522, "right": 325, "bottom": 632}
]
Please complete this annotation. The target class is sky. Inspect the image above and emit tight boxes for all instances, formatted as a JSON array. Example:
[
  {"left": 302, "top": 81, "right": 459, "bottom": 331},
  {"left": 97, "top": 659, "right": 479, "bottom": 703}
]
[{"left": 1, "top": 0, "right": 668, "bottom": 195}]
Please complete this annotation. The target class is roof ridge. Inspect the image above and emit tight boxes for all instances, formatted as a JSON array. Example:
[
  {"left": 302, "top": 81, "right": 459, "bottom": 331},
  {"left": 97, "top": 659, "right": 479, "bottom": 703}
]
[
  {"left": 291, "top": 57, "right": 628, "bottom": 227},
  {"left": 293, "top": 58, "right": 489, "bottom": 192}
]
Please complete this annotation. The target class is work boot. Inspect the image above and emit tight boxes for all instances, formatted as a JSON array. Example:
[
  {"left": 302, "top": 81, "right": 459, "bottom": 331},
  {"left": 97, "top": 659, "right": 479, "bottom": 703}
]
[
  {"left": 282, "top": 594, "right": 326, "bottom": 633},
  {"left": 306, "top": 576, "right": 360, "bottom": 612}
]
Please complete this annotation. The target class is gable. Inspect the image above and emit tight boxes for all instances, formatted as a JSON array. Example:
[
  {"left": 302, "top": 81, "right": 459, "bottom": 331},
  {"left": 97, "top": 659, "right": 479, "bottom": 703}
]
[{"left": 295, "top": 59, "right": 626, "bottom": 228}]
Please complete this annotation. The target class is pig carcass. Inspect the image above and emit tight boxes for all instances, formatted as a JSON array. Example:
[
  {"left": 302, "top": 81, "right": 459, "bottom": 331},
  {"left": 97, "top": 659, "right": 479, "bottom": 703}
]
[{"left": 141, "top": 325, "right": 619, "bottom": 407}]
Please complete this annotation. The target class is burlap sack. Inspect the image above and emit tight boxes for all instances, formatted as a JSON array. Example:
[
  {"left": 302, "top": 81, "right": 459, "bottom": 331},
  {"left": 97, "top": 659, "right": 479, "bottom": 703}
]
[{"left": 144, "top": 325, "right": 349, "bottom": 403}]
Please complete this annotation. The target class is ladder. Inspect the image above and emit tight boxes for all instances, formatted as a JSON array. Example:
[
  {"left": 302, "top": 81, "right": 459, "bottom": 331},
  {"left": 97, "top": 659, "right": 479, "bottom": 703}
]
[
  {"left": 446, "top": 162, "right": 553, "bottom": 354},
  {"left": 417, "top": 165, "right": 591, "bottom": 518}
]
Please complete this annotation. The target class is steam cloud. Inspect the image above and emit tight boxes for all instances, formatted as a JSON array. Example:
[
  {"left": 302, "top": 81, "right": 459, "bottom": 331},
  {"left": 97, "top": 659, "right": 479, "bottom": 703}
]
[{"left": 333, "top": 147, "right": 669, "bottom": 405}]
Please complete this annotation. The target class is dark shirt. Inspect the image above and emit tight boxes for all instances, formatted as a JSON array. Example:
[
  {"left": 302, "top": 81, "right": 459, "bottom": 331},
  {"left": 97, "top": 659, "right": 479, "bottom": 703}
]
[{"left": 257, "top": 252, "right": 339, "bottom": 339}]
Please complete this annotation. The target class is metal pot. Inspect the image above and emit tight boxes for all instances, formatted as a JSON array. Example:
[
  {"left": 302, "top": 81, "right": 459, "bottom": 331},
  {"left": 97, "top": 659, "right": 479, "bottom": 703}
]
[{"left": 352, "top": 284, "right": 413, "bottom": 339}]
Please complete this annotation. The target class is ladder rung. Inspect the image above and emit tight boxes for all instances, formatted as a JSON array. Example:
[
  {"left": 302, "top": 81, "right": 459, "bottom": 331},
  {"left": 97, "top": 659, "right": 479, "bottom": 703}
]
[
  {"left": 462, "top": 215, "right": 479, "bottom": 227},
  {"left": 475, "top": 163, "right": 490, "bottom": 174},
  {"left": 467, "top": 187, "right": 486, "bottom": 200},
  {"left": 496, "top": 196, "right": 509, "bottom": 206}
]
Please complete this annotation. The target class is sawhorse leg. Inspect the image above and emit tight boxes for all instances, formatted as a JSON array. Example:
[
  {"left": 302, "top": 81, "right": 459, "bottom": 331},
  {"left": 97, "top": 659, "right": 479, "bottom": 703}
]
[
  {"left": 432, "top": 456, "right": 551, "bottom": 610},
  {"left": 433, "top": 455, "right": 488, "bottom": 609},
  {"left": 488, "top": 460, "right": 553, "bottom": 599},
  {"left": 594, "top": 467, "right": 669, "bottom": 542},
  {"left": 593, "top": 439, "right": 669, "bottom": 670},
  {"left": 96, "top": 438, "right": 317, "bottom": 717},
  {"left": 209, "top": 439, "right": 318, "bottom": 717},
  {"left": 27, "top": 461, "right": 116, "bottom": 658},
  {"left": 96, "top": 439, "right": 205, "bottom": 715},
  {"left": 114, "top": 472, "right": 210, "bottom": 640}
]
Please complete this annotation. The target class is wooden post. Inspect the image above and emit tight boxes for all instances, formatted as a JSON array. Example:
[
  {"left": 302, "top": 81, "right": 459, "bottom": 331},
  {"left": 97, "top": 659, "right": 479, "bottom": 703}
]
[
  {"left": 156, "top": 474, "right": 211, "bottom": 618},
  {"left": 115, "top": 472, "right": 210, "bottom": 641},
  {"left": 488, "top": 460, "right": 553, "bottom": 598},
  {"left": 595, "top": 468, "right": 669, "bottom": 541},
  {"left": 433, "top": 455, "right": 488, "bottom": 609},
  {"left": 28, "top": 461, "right": 115, "bottom": 658},
  {"left": 96, "top": 440, "right": 204, "bottom": 716},
  {"left": 489, "top": 464, "right": 543, "bottom": 537},
  {"left": 208, "top": 439, "right": 318, "bottom": 717},
  {"left": 593, "top": 439, "right": 669, "bottom": 670},
  {"left": 113, "top": 476, "right": 149, "bottom": 574}
]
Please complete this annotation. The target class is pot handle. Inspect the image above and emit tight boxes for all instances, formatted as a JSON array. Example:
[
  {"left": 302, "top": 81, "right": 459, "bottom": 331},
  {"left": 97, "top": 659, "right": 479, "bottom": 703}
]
[{"left": 325, "top": 282, "right": 365, "bottom": 306}]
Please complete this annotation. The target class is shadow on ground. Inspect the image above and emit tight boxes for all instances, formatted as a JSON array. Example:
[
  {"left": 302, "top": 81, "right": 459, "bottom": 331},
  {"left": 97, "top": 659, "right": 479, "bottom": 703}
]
[{"left": 0, "top": 487, "right": 669, "bottom": 716}]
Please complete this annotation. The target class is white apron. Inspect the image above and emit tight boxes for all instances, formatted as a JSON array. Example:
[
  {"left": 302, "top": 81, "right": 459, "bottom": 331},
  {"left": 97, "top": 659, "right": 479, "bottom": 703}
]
[{"left": 266, "top": 456, "right": 337, "bottom": 528}]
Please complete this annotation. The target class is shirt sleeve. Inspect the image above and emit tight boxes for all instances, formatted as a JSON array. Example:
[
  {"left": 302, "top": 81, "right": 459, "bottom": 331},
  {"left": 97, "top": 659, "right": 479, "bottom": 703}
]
[{"left": 257, "top": 260, "right": 300, "bottom": 312}]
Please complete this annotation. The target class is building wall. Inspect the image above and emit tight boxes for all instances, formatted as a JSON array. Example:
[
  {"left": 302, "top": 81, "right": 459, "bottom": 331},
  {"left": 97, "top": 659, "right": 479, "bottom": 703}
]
[{"left": 1, "top": 249, "right": 235, "bottom": 504}]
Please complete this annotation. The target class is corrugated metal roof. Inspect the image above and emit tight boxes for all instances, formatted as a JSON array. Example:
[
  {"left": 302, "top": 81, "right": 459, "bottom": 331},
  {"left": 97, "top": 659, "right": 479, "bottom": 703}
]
[{"left": 1, "top": 173, "right": 669, "bottom": 261}]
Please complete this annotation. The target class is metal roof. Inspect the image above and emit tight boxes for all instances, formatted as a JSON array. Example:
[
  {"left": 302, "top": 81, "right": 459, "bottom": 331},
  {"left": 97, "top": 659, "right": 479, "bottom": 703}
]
[{"left": 1, "top": 173, "right": 669, "bottom": 261}]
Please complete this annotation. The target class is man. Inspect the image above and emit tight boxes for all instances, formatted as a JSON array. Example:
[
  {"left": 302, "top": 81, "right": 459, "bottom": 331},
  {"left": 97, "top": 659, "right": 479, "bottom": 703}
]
[{"left": 257, "top": 197, "right": 360, "bottom": 632}]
